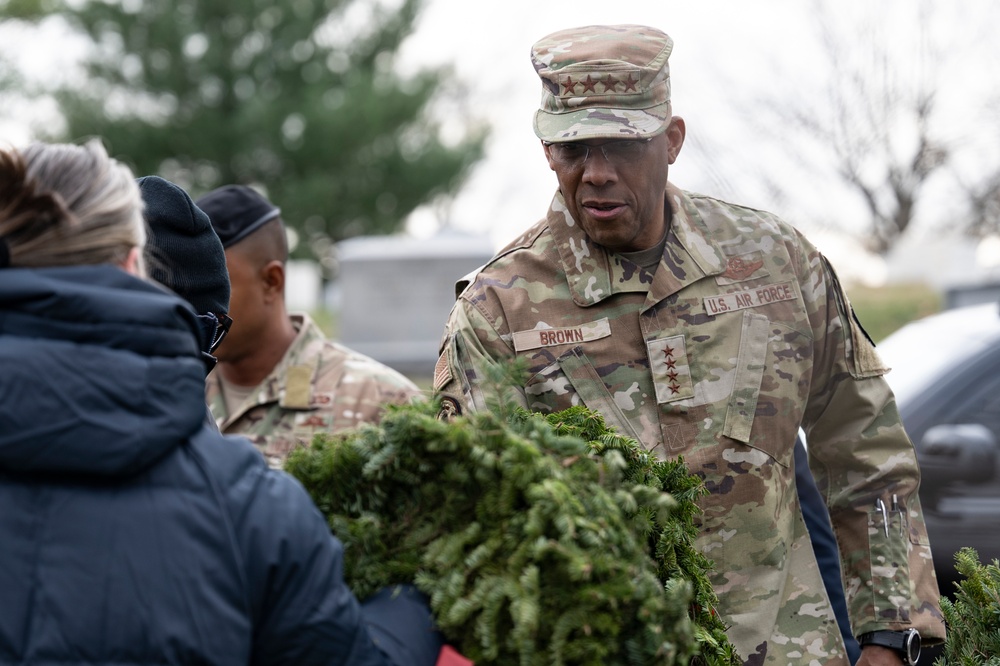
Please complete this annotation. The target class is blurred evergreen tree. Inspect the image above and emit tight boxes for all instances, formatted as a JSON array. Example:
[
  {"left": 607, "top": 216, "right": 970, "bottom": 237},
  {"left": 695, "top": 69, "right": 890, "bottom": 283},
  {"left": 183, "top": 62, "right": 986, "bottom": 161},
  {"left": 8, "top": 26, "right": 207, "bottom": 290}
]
[{"left": 1, "top": 0, "right": 487, "bottom": 262}]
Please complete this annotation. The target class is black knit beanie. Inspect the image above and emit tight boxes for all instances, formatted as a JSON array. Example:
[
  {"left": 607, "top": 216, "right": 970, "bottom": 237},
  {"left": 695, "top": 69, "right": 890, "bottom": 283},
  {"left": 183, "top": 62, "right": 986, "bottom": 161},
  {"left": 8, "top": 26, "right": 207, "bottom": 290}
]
[{"left": 138, "top": 176, "right": 230, "bottom": 316}]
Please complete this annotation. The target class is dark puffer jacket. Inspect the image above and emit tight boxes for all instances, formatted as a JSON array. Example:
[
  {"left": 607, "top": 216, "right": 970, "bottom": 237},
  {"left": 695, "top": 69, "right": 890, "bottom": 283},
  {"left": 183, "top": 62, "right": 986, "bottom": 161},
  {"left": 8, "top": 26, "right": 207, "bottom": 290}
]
[{"left": 0, "top": 266, "right": 406, "bottom": 665}]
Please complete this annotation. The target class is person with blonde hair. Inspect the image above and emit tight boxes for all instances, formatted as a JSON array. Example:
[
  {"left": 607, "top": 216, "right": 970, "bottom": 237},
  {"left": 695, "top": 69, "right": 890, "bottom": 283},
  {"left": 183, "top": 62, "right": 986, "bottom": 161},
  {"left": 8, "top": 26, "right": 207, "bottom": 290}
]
[{"left": 0, "top": 139, "right": 443, "bottom": 665}]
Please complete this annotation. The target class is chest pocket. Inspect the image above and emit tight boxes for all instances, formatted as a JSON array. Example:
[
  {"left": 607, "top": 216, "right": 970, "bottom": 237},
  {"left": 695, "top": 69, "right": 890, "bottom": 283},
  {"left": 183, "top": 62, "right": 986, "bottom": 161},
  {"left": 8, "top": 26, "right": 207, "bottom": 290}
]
[
  {"left": 524, "top": 346, "right": 642, "bottom": 442},
  {"left": 718, "top": 311, "right": 808, "bottom": 469},
  {"left": 669, "top": 307, "right": 788, "bottom": 465},
  {"left": 723, "top": 311, "right": 770, "bottom": 444}
]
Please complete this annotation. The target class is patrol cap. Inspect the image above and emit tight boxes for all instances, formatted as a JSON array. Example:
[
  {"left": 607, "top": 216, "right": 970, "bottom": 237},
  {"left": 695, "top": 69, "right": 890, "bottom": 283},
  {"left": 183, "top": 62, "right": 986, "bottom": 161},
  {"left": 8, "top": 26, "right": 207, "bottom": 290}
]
[
  {"left": 195, "top": 185, "right": 281, "bottom": 249},
  {"left": 531, "top": 24, "right": 673, "bottom": 142},
  {"left": 138, "top": 175, "right": 230, "bottom": 316}
]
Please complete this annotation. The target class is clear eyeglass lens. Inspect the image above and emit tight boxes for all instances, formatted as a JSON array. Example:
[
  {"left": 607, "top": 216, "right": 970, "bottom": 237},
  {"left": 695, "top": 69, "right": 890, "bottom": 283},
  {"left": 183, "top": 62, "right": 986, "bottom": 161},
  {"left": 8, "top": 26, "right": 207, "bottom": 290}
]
[
  {"left": 552, "top": 144, "right": 588, "bottom": 164},
  {"left": 550, "top": 139, "right": 648, "bottom": 166},
  {"left": 606, "top": 141, "right": 645, "bottom": 160}
]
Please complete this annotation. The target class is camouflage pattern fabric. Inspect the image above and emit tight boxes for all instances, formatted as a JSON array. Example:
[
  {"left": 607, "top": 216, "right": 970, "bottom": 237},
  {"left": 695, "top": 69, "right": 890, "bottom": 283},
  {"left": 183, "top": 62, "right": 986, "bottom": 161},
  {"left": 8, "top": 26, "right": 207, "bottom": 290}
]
[
  {"left": 532, "top": 24, "right": 673, "bottom": 142},
  {"left": 207, "top": 313, "right": 420, "bottom": 468},
  {"left": 435, "top": 183, "right": 945, "bottom": 665}
]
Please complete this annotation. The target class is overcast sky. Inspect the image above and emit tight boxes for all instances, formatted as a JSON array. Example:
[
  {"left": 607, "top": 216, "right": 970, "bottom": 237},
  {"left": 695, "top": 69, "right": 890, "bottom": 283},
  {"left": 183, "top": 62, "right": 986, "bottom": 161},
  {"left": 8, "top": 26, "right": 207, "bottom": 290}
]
[
  {"left": 397, "top": 0, "right": 1000, "bottom": 283},
  {"left": 3, "top": 0, "right": 1000, "bottom": 282}
]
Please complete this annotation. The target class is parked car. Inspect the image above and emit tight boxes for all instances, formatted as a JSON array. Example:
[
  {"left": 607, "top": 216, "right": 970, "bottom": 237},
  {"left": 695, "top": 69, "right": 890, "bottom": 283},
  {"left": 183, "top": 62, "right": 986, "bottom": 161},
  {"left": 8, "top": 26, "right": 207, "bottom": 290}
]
[{"left": 876, "top": 301, "right": 1000, "bottom": 594}]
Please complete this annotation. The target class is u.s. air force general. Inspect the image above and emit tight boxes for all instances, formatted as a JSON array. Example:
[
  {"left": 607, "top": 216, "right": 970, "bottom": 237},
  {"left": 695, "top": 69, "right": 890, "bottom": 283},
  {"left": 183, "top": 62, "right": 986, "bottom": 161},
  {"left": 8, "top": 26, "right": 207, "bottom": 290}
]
[{"left": 434, "top": 24, "right": 944, "bottom": 666}]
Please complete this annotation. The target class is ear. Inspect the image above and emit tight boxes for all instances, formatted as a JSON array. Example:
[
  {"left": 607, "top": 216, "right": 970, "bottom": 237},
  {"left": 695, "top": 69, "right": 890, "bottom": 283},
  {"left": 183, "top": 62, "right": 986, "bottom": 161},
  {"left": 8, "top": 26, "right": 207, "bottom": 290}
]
[
  {"left": 665, "top": 116, "right": 686, "bottom": 164},
  {"left": 260, "top": 260, "right": 286, "bottom": 302},
  {"left": 120, "top": 246, "right": 141, "bottom": 275}
]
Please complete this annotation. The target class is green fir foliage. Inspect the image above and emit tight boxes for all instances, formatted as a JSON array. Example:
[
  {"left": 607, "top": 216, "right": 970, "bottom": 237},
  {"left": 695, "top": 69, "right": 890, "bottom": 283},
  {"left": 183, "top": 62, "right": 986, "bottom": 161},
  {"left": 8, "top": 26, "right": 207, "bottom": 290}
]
[
  {"left": 286, "top": 400, "right": 740, "bottom": 665},
  {"left": 509, "top": 407, "right": 736, "bottom": 661},
  {"left": 935, "top": 548, "right": 1000, "bottom": 665}
]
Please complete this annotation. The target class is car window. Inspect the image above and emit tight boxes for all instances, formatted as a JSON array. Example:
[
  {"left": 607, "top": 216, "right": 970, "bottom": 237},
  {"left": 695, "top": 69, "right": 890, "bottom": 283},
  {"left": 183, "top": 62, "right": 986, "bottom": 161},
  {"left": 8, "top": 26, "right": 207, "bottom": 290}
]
[
  {"left": 948, "top": 367, "right": 1000, "bottom": 441},
  {"left": 878, "top": 304, "right": 1000, "bottom": 406}
]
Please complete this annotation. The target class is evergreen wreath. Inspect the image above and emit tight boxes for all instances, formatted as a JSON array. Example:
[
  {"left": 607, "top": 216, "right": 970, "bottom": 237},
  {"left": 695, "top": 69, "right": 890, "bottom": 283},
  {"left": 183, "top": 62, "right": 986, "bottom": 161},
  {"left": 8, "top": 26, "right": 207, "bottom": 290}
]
[{"left": 287, "top": 399, "right": 740, "bottom": 665}]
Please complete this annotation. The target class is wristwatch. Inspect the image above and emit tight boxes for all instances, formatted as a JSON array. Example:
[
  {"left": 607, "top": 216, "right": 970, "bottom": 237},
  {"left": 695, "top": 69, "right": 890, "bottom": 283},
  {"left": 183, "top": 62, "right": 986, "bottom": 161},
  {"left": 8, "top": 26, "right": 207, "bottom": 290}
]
[{"left": 858, "top": 628, "right": 921, "bottom": 666}]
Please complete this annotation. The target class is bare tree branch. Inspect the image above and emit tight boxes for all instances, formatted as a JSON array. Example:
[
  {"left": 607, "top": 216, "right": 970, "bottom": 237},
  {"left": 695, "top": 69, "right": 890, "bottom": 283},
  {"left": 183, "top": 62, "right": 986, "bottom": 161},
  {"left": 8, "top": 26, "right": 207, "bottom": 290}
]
[{"left": 757, "top": 0, "right": 952, "bottom": 255}]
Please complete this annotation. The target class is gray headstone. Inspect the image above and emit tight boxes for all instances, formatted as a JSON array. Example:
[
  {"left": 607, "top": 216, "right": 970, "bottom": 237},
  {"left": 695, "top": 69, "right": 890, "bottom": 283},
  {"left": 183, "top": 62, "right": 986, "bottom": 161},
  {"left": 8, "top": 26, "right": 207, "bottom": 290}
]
[{"left": 335, "top": 231, "right": 496, "bottom": 378}]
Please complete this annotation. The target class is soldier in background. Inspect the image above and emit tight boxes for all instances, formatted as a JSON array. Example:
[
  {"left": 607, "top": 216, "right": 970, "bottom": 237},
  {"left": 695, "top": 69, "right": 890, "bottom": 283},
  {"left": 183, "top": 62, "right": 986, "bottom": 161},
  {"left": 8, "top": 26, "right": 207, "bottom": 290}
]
[
  {"left": 197, "top": 185, "right": 419, "bottom": 467},
  {"left": 434, "top": 24, "right": 943, "bottom": 666}
]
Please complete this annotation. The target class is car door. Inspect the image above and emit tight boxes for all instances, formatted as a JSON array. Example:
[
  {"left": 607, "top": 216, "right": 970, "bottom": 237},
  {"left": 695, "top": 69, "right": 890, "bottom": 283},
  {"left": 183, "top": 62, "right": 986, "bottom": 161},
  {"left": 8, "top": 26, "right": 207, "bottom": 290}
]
[{"left": 897, "top": 344, "right": 1000, "bottom": 591}]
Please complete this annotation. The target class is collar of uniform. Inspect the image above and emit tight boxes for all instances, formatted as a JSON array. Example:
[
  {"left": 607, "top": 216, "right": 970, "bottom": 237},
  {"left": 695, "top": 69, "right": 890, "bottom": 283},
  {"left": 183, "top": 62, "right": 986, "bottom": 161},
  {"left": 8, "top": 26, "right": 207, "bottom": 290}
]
[
  {"left": 546, "top": 191, "right": 624, "bottom": 307},
  {"left": 644, "top": 183, "right": 727, "bottom": 308},
  {"left": 263, "top": 313, "right": 324, "bottom": 410},
  {"left": 547, "top": 184, "right": 726, "bottom": 308},
  {"left": 207, "top": 313, "right": 323, "bottom": 428}
]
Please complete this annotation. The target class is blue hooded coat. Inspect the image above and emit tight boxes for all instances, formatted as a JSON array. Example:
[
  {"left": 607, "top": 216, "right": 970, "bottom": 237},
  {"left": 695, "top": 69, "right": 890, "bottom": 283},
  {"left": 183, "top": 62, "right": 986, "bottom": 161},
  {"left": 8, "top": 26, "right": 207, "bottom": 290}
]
[{"left": 0, "top": 266, "right": 432, "bottom": 665}]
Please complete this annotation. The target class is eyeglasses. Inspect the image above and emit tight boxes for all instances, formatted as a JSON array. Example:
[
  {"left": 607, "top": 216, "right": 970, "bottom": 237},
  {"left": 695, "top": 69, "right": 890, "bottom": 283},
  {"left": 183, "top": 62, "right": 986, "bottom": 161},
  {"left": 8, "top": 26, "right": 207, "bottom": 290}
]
[
  {"left": 543, "top": 138, "right": 653, "bottom": 168},
  {"left": 208, "top": 313, "right": 233, "bottom": 353}
]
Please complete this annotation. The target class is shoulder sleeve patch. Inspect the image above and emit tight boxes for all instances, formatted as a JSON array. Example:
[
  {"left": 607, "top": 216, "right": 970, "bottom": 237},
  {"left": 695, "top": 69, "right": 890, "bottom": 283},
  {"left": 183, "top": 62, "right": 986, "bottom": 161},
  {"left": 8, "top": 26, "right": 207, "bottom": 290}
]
[
  {"left": 433, "top": 349, "right": 453, "bottom": 391},
  {"left": 437, "top": 394, "right": 462, "bottom": 422}
]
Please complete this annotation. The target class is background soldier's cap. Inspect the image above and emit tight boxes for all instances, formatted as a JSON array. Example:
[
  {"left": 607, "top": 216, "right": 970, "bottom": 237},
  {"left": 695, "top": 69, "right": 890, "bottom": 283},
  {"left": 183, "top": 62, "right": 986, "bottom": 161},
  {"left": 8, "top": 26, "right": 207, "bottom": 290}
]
[
  {"left": 138, "top": 175, "right": 230, "bottom": 316},
  {"left": 196, "top": 185, "right": 281, "bottom": 249},
  {"left": 531, "top": 24, "right": 673, "bottom": 142}
]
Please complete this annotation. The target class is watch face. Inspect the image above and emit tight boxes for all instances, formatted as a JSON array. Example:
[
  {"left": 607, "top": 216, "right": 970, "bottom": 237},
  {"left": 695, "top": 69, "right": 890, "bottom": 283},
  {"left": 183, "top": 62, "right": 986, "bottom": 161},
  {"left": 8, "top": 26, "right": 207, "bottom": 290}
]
[{"left": 904, "top": 630, "right": 921, "bottom": 665}]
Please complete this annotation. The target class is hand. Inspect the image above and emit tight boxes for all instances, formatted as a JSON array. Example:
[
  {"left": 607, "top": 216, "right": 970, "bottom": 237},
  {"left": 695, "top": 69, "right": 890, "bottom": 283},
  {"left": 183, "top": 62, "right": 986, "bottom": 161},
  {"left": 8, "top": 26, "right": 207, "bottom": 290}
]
[{"left": 857, "top": 645, "right": 904, "bottom": 666}]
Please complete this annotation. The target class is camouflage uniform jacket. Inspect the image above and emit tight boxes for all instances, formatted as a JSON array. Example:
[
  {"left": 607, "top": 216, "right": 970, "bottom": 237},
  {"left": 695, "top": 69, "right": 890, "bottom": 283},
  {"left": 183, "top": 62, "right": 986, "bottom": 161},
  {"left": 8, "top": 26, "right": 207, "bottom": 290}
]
[
  {"left": 435, "top": 184, "right": 945, "bottom": 664},
  {"left": 207, "top": 313, "right": 419, "bottom": 468}
]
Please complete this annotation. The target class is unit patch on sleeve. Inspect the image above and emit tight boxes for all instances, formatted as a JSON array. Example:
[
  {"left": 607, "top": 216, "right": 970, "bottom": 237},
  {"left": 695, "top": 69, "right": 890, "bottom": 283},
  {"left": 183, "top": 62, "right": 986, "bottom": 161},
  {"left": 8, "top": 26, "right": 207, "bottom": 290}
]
[
  {"left": 512, "top": 318, "right": 611, "bottom": 352},
  {"left": 704, "top": 281, "right": 796, "bottom": 316}
]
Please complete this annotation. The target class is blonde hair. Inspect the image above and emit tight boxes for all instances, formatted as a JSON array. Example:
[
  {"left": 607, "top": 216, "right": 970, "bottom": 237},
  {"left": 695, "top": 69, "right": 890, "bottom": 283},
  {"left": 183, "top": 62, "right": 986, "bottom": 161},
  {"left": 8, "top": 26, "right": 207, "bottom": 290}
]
[{"left": 0, "top": 139, "right": 145, "bottom": 270}]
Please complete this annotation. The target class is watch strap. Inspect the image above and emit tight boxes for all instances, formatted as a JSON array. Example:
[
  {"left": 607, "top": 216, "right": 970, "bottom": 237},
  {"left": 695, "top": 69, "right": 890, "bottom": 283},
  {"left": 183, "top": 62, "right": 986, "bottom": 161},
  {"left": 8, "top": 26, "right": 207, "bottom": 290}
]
[
  {"left": 857, "top": 629, "right": 919, "bottom": 666},
  {"left": 858, "top": 630, "right": 905, "bottom": 650}
]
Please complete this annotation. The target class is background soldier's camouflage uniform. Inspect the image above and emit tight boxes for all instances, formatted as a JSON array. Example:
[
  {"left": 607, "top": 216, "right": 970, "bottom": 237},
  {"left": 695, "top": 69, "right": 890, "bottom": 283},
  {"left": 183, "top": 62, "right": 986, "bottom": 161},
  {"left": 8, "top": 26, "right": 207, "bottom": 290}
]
[
  {"left": 208, "top": 313, "right": 419, "bottom": 468},
  {"left": 435, "top": 183, "right": 946, "bottom": 664}
]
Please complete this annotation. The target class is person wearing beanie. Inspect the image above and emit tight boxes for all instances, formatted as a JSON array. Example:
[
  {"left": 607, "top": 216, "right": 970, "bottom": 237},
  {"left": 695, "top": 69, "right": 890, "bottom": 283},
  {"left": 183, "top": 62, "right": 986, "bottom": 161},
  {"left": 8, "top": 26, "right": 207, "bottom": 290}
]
[
  {"left": 433, "top": 24, "right": 943, "bottom": 666},
  {"left": 140, "top": 176, "right": 230, "bottom": 317},
  {"left": 0, "top": 140, "right": 444, "bottom": 666},
  {"left": 139, "top": 175, "right": 232, "bottom": 366},
  {"left": 195, "top": 184, "right": 420, "bottom": 467}
]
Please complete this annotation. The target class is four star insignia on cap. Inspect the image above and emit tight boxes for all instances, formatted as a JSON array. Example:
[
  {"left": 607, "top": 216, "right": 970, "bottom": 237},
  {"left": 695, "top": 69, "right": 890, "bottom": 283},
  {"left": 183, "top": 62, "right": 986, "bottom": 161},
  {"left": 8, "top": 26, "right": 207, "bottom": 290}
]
[{"left": 560, "top": 72, "right": 641, "bottom": 96}]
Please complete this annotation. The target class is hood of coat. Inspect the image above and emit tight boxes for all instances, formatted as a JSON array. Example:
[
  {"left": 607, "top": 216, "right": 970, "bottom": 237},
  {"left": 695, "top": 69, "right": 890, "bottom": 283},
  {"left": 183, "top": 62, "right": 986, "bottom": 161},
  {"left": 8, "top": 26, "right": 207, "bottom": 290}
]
[{"left": 0, "top": 265, "right": 207, "bottom": 477}]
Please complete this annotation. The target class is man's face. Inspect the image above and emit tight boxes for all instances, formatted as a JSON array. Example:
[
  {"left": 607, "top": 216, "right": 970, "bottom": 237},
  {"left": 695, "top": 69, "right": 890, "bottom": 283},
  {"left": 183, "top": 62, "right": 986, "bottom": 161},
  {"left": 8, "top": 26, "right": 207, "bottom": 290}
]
[
  {"left": 544, "top": 117, "right": 685, "bottom": 253},
  {"left": 213, "top": 246, "right": 263, "bottom": 364}
]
